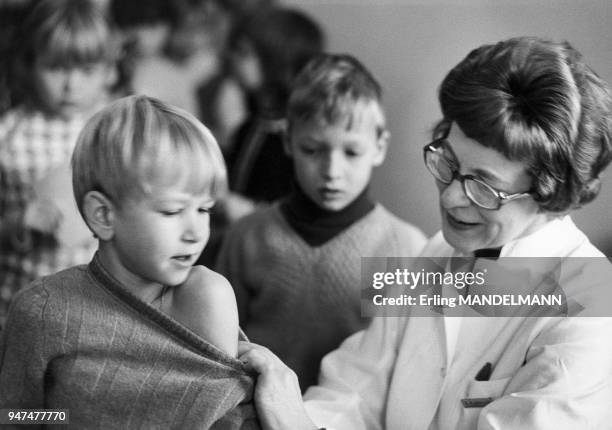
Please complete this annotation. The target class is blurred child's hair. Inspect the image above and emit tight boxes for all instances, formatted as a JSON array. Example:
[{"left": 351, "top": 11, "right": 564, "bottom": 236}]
[
  {"left": 72, "top": 95, "right": 227, "bottom": 216},
  {"left": 17, "top": 0, "right": 118, "bottom": 105},
  {"left": 0, "top": 0, "right": 35, "bottom": 112},
  {"left": 110, "top": 0, "right": 176, "bottom": 30},
  {"left": 287, "top": 53, "right": 386, "bottom": 136},
  {"left": 228, "top": 6, "right": 325, "bottom": 113}
]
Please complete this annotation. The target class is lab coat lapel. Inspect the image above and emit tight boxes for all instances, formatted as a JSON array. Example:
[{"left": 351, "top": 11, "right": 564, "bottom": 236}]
[{"left": 388, "top": 316, "right": 448, "bottom": 430}]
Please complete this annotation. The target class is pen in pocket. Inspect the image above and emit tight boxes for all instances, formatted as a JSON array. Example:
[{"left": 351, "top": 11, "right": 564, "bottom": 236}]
[{"left": 475, "top": 362, "right": 493, "bottom": 381}]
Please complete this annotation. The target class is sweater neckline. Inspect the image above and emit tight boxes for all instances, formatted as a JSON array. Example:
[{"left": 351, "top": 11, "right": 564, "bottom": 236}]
[
  {"left": 279, "top": 184, "right": 375, "bottom": 247},
  {"left": 87, "top": 253, "right": 248, "bottom": 372}
]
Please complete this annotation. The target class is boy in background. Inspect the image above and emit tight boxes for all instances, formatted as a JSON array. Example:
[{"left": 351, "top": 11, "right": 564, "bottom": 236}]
[
  {"left": 0, "top": 96, "right": 259, "bottom": 429},
  {"left": 216, "top": 53, "right": 427, "bottom": 390}
]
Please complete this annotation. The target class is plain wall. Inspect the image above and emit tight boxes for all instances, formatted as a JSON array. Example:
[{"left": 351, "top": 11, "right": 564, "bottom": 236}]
[{"left": 282, "top": 0, "right": 612, "bottom": 254}]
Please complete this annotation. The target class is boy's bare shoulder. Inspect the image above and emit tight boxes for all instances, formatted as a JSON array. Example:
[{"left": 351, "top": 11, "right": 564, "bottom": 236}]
[
  {"left": 170, "top": 265, "right": 239, "bottom": 356},
  {"left": 173, "top": 265, "right": 235, "bottom": 307}
]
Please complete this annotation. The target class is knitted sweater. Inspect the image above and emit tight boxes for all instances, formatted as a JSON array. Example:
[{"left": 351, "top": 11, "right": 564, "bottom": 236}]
[
  {"left": 0, "top": 256, "right": 260, "bottom": 430},
  {"left": 216, "top": 203, "right": 426, "bottom": 390}
]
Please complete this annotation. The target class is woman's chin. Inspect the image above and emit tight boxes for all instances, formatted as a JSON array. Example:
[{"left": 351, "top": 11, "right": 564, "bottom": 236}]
[{"left": 442, "top": 219, "right": 486, "bottom": 254}]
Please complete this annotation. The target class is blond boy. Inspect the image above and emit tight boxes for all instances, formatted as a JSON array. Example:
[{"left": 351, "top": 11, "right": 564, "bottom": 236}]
[{"left": 0, "top": 96, "right": 259, "bottom": 429}]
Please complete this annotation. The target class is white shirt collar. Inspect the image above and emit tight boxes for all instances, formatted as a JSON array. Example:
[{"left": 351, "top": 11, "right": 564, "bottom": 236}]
[{"left": 423, "top": 216, "right": 596, "bottom": 258}]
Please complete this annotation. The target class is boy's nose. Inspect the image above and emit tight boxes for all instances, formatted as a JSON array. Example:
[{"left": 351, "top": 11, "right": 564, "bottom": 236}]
[
  {"left": 181, "top": 214, "right": 208, "bottom": 242},
  {"left": 321, "top": 152, "right": 343, "bottom": 180},
  {"left": 440, "top": 178, "right": 472, "bottom": 209}
]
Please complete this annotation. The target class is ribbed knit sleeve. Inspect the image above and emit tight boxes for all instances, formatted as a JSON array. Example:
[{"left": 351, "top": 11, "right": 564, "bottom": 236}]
[
  {"left": 0, "top": 263, "right": 261, "bottom": 429},
  {"left": 0, "top": 278, "right": 50, "bottom": 409}
]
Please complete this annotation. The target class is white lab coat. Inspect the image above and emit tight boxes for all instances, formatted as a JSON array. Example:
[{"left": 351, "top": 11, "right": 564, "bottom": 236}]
[{"left": 304, "top": 216, "right": 612, "bottom": 430}]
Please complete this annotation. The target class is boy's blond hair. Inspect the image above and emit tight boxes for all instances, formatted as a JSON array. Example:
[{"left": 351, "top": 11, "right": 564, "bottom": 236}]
[
  {"left": 72, "top": 95, "right": 227, "bottom": 216},
  {"left": 287, "top": 53, "right": 387, "bottom": 136}
]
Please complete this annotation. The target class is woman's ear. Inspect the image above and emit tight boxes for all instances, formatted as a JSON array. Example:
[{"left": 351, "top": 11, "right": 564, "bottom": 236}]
[{"left": 82, "top": 191, "right": 116, "bottom": 241}]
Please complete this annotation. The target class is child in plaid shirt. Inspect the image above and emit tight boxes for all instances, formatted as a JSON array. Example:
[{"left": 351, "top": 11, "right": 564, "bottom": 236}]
[{"left": 0, "top": 0, "right": 118, "bottom": 329}]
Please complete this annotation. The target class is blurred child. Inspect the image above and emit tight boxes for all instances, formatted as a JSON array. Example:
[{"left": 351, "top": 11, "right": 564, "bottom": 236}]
[
  {"left": 111, "top": 0, "right": 220, "bottom": 117},
  {"left": 0, "top": 95, "right": 260, "bottom": 429},
  {"left": 216, "top": 54, "right": 427, "bottom": 390},
  {"left": 197, "top": 5, "right": 325, "bottom": 266},
  {"left": 0, "top": 0, "right": 118, "bottom": 329},
  {"left": 214, "top": 6, "right": 325, "bottom": 203},
  {"left": 108, "top": 0, "right": 177, "bottom": 96},
  {"left": 110, "top": 0, "right": 175, "bottom": 59}
]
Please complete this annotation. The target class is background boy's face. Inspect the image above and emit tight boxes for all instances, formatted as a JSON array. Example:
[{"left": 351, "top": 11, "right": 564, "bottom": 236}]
[
  {"left": 107, "top": 172, "right": 214, "bottom": 290},
  {"left": 34, "top": 61, "right": 112, "bottom": 118},
  {"left": 287, "top": 102, "right": 387, "bottom": 211}
]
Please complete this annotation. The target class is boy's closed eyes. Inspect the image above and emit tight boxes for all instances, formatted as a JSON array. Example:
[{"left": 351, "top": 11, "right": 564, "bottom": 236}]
[{"left": 155, "top": 200, "right": 215, "bottom": 217}]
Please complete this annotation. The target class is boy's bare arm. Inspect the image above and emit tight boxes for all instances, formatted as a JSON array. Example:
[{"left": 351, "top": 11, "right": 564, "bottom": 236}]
[{"left": 170, "top": 266, "right": 239, "bottom": 357}]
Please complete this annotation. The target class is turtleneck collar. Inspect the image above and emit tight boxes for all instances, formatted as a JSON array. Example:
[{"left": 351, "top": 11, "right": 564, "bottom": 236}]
[
  {"left": 280, "top": 183, "right": 375, "bottom": 247},
  {"left": 473, "top": 247, "right": 502, "bottom": 259}
]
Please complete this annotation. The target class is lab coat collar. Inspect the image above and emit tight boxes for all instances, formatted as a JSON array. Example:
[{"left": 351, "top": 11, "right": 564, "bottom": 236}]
[
  {"left": 422, "top": 216, "right": 587, "bottom": 259},
  {"left": 425, "top": 216, "right": 590, "bottom": 370},
  {"left": 499, "top": 216, "right": 589, "bottom": 257}
]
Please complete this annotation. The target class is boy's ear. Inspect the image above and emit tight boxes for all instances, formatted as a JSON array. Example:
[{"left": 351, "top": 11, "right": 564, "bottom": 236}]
[
  {"left": 373, "top": 129, "right": 390, "bottom": 166},
  {"left": 82, "top": 191, "right": 116, "bottom": 241}
]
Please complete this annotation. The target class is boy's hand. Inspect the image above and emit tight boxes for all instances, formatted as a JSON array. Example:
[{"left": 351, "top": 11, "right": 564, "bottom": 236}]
[{"left": 23, "top": 198, "right": 63, "bottom": 235}]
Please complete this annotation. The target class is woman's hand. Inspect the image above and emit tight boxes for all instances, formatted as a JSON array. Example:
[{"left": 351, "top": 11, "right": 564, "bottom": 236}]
[{"left": 238, "top": 341, "right": 318, "bottom": 430}]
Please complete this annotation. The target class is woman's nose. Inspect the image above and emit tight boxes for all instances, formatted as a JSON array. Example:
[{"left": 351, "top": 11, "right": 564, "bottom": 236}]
[{"left": 440, "top": 178, "right": 472, "bottom": 209}]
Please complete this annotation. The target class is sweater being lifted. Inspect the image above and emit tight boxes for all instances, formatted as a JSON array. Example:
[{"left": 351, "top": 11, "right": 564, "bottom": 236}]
[{"left": 0, "top": 256, "right": 260, "bottom": 430}]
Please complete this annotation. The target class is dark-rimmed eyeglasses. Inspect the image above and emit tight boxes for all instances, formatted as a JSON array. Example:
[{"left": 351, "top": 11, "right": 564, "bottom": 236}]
[{"left": 423, "top": 138, "right": 532, "bottom": 210}]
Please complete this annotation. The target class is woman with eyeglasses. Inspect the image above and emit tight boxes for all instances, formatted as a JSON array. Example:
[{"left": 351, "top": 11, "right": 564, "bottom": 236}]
[{"left": 237, "top": 36, "right": 612, "bottom": 430}]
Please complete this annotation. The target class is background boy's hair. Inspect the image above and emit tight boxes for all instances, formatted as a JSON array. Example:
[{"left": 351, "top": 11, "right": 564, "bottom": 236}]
[
  {"left": 287, "top": 53, "right": 386, "bottom": 135},
  {"left": 15, "top": 0, "right": 118, "bottom": 106},
  {"left": 72, "top": 95, "right": 227, "bottom": 217}
]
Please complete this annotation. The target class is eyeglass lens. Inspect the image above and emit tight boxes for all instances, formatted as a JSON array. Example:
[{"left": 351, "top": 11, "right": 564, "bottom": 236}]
[{"left": 426, "top": 145, "right": 500, "bottom": 209}]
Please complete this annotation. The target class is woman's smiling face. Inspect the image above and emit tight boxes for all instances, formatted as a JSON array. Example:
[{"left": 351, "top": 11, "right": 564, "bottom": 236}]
[{"left": 436, "top": 123, "right": 550, "bottom": 254}]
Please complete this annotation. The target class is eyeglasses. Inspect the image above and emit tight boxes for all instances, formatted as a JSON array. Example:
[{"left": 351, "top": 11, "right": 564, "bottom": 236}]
[{"left": 423, "top": 138, "right": 532, "bottom": 210}]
